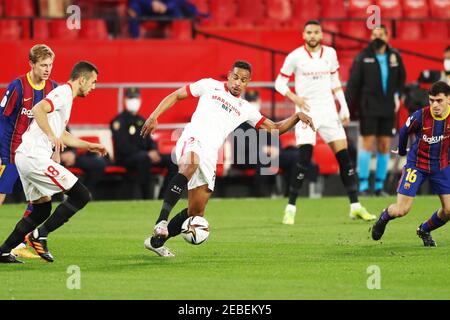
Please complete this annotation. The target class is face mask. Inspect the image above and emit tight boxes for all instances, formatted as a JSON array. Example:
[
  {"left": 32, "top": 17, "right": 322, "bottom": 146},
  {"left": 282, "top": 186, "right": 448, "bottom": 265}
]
[
  {"left": 444, "top": 59, "right": 450, "bottom": 72},
  {"left": 371, "top": 38, "right": 386, "bottom": 51},
  {"left": 125, "top": 98, "right": 141, "bottom": 113}
]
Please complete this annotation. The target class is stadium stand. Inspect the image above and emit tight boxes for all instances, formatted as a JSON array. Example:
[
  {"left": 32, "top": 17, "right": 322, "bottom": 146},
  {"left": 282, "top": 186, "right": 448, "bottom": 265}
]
[
  {"left": 322, "top": 0, "right": 348, "bottom": 18},
  {"left": 429, "top": 0, "right": 450, "bottom": 18},
  {"left": 79, "top": 19, "right": 109, "bottom": 40},
  {"left": 402, "top": 0, "right": 429, "bottom": 18},
  {"left": 3, "top": 0, "right": 35, "bottom": 17},
  {"left": 376, "top": 0, "right": 403, "bottom": 19},
  {"left": 0, "top": 20, "right": 21, "bottom": 40},
  {"left": 49, "top": 18, "right": 80, "bottom": 39},
  {"left": 348, "top": 0, "right": 373, "bottom": 18},
  {"left": 396, "top": 20, "right": 423, "bottom": 40}
]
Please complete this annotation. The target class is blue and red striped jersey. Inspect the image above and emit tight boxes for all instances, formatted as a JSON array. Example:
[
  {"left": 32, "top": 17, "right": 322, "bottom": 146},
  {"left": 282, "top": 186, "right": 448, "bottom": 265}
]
[
  {"left": 0, "top": 73, "right": 57, "bottom": 164},
  {"left": 399, "top": 106, "right": 450, "bottom": 173}
]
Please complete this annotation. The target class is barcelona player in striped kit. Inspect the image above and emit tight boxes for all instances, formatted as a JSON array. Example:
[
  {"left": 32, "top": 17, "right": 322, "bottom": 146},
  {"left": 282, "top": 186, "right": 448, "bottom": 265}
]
[
  {"left": 372, "top": 81, "right": 450, "bottom": 246},
  {"left": 0, "top": 44, "right": 57, "bottom": 257}
]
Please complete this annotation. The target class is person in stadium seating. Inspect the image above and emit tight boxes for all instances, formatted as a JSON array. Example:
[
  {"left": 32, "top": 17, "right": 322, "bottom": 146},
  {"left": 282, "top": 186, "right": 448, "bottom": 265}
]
[
  {"left": 275, "top": 20, "right": 374, "bottom": 225},
  {"left": 0, "top": 61, "right": 107, "bottom": 263},
  {"left": 60, "top": 128, "right": 108, "bottom": 200},
  {"left": 371, "top": 81, "right": 450, "bottom": 247},
  {"left": 127, "top": 0, "right": 200, "bottom": 38},
  {"left": 0, "top": 44, "right": 58, "bottom": 259},
  {"left": 110, "top": 87, "right": 177, "bottom": 199},
  {"left": 231, "top": 90, "right": 303, "bottom": 197},
  {"left": 140, "top": 60, "right": 314, "bottom": 257},
  {"left": 441, "top": 45, "right": 450, "bottom": 85},
  {"left": 346, "top": 25, "right": 406, "bottom": 197}
]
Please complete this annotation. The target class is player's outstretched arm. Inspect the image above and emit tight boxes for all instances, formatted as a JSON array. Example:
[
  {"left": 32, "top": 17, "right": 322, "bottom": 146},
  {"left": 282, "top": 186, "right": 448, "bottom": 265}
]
[
  {"left": 141, "top": 86, "right": 189, "bottom": 138},
  {"left": 259, "top": 112, "right": 314, "bottom": 135},
  {"left": 32, "top": 100, "right": 64, "bottom": 153},
  {"left": 61, "top": 131, "right": 107, "bottom": 156}
]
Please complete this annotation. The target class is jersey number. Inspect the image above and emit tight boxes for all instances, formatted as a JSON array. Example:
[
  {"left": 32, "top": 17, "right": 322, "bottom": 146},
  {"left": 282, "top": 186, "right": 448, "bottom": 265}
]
[
  {"left": 405, "top": 168, "right": 417, "bottom": 183},
  {"left": 47, "top": 166, "right": 60, "bottom": 177}
]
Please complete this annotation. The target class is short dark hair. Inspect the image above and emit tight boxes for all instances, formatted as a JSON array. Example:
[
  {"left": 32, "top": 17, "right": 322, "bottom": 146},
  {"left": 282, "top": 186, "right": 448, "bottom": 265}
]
[
  {"left": 304, "top": 20, "right": 321, "bottom": 29},
  {"left": 70, "top": 61, "right": 98, "bottom": 81},
  {"left": 373, "top": 24, "right": 388, "bottom": 35},
  {"left": 232, "top": 60, "right": 252, "bottom": 74},
  {"left": 429, "top": 81, "right": 450, "bottom": 96}
]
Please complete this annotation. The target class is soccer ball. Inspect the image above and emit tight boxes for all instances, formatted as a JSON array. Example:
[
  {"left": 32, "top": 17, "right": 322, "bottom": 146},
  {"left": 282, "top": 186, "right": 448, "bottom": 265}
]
[{"left": 181, "top": 216, "right": 210, "bottom": 245}]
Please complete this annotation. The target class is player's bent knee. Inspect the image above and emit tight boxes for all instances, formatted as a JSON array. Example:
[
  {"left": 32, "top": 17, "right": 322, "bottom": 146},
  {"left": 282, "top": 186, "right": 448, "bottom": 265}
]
[
  {"left": 66, "top": 181, "right": 92, "bottom": 209},
  {"left": 179, "top": 163, "right": 198, "bottom": 179}
]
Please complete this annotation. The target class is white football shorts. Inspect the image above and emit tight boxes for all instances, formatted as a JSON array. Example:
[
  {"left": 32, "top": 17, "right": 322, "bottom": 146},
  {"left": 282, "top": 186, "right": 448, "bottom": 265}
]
[
  {"left": 175, "top": 135, "right": 217, "bottom": 191},
  {"left": 15, "top": 152, "right": 78, "bottom": 201},
  {"left": 295, "top": 110, "right": 347, "bottom": 145}
]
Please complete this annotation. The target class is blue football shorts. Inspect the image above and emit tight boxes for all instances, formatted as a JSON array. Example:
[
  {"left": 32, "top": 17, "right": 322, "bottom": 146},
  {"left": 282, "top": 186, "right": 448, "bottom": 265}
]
[
  {"left": 397, "top": 164, "right": 450, "bottom": 197},
  {"left": 0, "top": 163, "right": 20, "bottom": 194}
]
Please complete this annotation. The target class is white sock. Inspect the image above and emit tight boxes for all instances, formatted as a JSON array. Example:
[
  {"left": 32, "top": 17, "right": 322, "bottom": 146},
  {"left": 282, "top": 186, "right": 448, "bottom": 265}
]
[
  {"left": 350, "top": 203, "right": 362, "bottom": 211},
  {"left": 285, "top": 204, "right": 297, "bottom": 213}
]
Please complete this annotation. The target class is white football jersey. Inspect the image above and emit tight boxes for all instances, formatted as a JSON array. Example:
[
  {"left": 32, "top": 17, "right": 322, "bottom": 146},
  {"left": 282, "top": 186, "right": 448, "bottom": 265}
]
[
  {"left": 184, "top": 78, "right": 266, "bottom": 152},
  {"left": 280, "top": 45, "right": 339, "bottom": 115},
  {"left": 17, "top": 83, "right": 73, "bottom": 158}
]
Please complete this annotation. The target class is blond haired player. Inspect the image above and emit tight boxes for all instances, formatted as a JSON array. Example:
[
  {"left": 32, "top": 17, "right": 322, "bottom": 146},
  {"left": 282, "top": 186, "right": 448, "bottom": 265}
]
[{"left": 0, "top": 44, "right": 58, "bottom": 258}]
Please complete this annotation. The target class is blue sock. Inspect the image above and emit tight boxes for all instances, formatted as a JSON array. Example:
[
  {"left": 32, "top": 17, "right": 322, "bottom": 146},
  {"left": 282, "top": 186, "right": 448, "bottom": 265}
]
[
  {"left": 380, "top": 208, "right": 394, "bottom": 222},
  {"left": 420, "top": 211, "right": 447, "bottom": 232},
  {"left": 375, "top": 153, "right": 390, "bottom": 191},
  {"left": 358, "top": 150, "right": 372, "bottom": 192}
]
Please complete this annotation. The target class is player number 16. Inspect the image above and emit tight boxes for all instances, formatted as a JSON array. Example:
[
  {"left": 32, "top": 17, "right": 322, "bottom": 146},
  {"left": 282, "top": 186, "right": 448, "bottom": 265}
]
[{"left": 405, "top": 168, "right": 417, "bottom": 183}]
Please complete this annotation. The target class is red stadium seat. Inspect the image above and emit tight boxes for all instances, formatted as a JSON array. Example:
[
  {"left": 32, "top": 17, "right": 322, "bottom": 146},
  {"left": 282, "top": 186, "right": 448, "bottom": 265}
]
[
  {"left": 209, "top": 0, "right": 238, "bottom": 26},
  {"left": 237, "top": 0, "right": 266, "bottom": 24},
  {"left": 0, "top": 20, "right": 21, "bottom": 40},
  {"left": 348, "top": 0, "right": 374, "bottom": 18},
  {"left": 321, "top": 0, "right": 348, "bottom": 18},
  {"left": 422, "top": 21, "right": 449, "bottom": 40},
  {"left": 33, "top": 19, "right": 50, "bottom": 39},
  {"left": 79, "top": 19, "right": 109, "bottom": 40},
  {"left": 375, "top": 0, "right": 402, "bottom": 18},
  {"left": 396, "top": 21, "right": 422, "bottom": 40},
  {"left": 337, "top": 21, "right": 370, "bottom": 50},
  {"left": 49, "top": 19, "right": 80, "bottom": 40},
  {"left": 313, "top": 138, "right": 339, "bottom": 175},
  {"left": 338, "top": 56, "right": 356, "bottom": 82},
  {"left": 291, "top": 0, "right": 321, "bottom": 21},
  {"left": 266, "top": 0, "right": 292, "bottom": 24},
  {"left": 402, "top": 0, "right": 429, "bottom": 18},
  {"left": 0, "top": 0, "right": 3, "bottom": 16},
  {"left": 3, "top": 0, "right": 35, "bottom": 17},
  {"left": 429, "top": 0, "right": 450, "bottom": 18},
  {"left": 151, "top": 129, "right": 179, "bottom": 155},
  {"left": 321, "top": 21, "right": 340, "bottom": 46}
]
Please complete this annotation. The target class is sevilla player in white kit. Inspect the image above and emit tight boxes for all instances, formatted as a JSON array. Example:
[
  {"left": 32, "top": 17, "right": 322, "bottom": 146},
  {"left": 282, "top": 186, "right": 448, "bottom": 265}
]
[
  {"left": 275, "top": 20, "right": 375, "bottom": 224},
  {"left": 141, "top": 60, "right": 314, "bottom": 257},
  {"left": 0, "top": 61, "right": 106, "bottom": 263}
]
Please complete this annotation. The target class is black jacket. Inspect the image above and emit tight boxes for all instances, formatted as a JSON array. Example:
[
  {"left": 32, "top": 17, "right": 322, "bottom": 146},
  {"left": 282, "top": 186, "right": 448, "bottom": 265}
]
[
  {"left": 110, "top": 111, "right": 157, "bottom": 163},
  {"left": 345, "top": 44, "right": 406, "bottom": 117}
]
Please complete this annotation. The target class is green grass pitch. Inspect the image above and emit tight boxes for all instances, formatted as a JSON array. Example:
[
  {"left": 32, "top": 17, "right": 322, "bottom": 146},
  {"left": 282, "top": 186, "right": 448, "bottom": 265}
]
[{"left": 1, "top": 196, "right": 449, "bottom": 300}]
